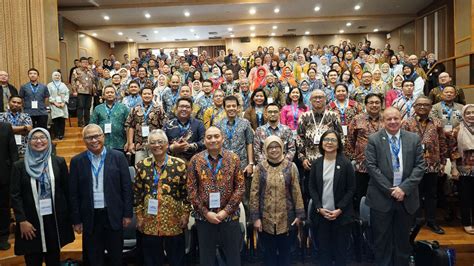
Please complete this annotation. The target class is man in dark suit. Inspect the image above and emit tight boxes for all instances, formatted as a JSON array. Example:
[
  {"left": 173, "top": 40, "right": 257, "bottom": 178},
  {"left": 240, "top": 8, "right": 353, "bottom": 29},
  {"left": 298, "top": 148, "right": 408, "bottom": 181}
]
[
  {"left": 365, "top": 107, "right": 425, "bottom": 266},
  {"left": 0, "top": 122, "right": 19, "bottom": 250},
  {"left": 69, "top": 124, "right": 133, "bottom": 265}
]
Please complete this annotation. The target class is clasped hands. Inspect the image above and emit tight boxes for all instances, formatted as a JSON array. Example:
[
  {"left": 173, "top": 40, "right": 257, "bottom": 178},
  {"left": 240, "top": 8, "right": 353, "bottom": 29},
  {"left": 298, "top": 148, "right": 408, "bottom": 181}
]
[
  {"left": 205, "top": 210, "right": 229, "bottom": 224},
  {"left": 318, "top": 208, "right": 342, "bottom": 221},
  {"left": 390, "top": 186, "right": 405, "bottom": 201}
]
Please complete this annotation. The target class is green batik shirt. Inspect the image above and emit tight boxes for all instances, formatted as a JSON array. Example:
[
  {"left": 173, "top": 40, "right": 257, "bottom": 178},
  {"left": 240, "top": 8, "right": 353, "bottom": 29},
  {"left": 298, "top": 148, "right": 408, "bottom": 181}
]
[{"left": 91, "top": 102, "right": 130, "bottom": 149}]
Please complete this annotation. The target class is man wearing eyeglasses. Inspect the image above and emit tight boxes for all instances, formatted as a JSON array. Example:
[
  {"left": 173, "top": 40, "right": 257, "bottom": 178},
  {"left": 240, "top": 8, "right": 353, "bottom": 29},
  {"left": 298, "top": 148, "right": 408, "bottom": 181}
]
[
  {"left": 402, "top": 96, "right": 447, "bottom": 234},
  {"left": 69, "top": 124, "right": 133, "bottom": 265}
]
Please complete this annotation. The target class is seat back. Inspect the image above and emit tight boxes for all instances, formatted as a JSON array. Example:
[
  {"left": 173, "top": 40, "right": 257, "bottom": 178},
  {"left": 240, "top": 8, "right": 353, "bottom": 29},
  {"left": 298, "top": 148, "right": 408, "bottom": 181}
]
[{"left": 359, "top": 196, "right": 370, "bottom": 226}]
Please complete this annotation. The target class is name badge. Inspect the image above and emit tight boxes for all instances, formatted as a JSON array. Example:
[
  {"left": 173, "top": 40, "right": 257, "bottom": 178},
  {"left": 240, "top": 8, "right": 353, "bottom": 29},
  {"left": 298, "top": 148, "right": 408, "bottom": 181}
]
[
  {"left": 209, "top": 192, "right": 220, "bottom": 209},
  {"left": 393, "top": 170, "right": 402, "bottom": 186},
  {"left": 14, "top": 134, "right": 22, "bottom": 145},
  {"left": 267, "top": 97, "right": 274, "bottom": 104},
  {"left": 285, "top": 86, "right": 290, "bottom": 94},
  {"left": 104, "top": 123, "right": 112, "bottom": 134},
  {"left": 444, "top": 124, "right": 453, "bottom": 132},
  {"left": 147, "top": 198, "right": 158, "bottom": 215},
  {"left": 314, "top": 132, "right": 322, "bottom": 145},
  {"left": 31, "top": 101, "right": 38, "bottom": 109},
  {"left": 421, "top": 144, "right": 425, "bottom": 151},
  {"left": 39, "top": 198, "right": 53, "bottom": 216},
  {"left": 93, "top": 192, "right": 105, "bottom": 209},
  {"left": 342, "top": 125, "right": 348, "bottom": 136},
  {"left": 56, "top": 96, "right": 62, "bottom": 103},
  {"left": 142, "top": 126, "right": 150, "bottom": 137}
]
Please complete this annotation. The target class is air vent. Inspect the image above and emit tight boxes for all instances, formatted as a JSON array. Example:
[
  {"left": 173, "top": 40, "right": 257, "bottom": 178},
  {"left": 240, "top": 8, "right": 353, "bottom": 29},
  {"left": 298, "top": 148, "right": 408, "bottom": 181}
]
[
  {"left": 208, "top": 36, "right": 222, "bottom": 40},
  {"left": 240, "top": 37, "right": 250, "bottom": 43},
  {"left": 174, "top": 38, "right": 188, "bottom": 41},
  {"left": 358, "top": 26, "right": 367, "bottom": 29},
  {"left": 208, "top": 32, "right": 218, "bottom": 35},
  {"left": 287, "top": 29, "right": 296, "bottom": 32},
  {"left": 140, "top": 35, "right": 147, "bottom": 38}
]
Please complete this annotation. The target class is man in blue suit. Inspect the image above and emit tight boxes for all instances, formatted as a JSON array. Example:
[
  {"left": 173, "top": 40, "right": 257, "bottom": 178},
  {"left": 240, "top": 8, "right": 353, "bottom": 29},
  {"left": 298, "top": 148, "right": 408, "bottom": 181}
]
[{"left": 69, "top": 123, "right": 133, "bottom": 265}]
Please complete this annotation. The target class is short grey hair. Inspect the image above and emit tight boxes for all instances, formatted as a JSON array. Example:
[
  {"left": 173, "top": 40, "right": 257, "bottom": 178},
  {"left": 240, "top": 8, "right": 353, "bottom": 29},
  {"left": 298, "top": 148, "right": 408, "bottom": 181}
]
[
  {"left": 148, "top": 129, "right": 168, "bottom": 143},
  {"left": 82, "top": 123, "right": 103, "bottom": 137}
]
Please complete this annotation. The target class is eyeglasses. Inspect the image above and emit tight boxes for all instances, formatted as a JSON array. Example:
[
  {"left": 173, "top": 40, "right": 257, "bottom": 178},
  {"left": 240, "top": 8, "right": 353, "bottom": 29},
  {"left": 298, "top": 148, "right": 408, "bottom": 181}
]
[
  {"left": 149, "top": 139, "right": 167, "bottom": 146},
  {"left": 311, "top": 96, "right": 325, "bottom": 100},
  {"left": 84, "top": 134, "right": 104, "bottom": 141},
  {"left": 367, "top": 101, "right": 381, "bottom": 105},
  {"left": 414, "top": 103, "right": 431, "bottom": 108},
  {"left": 177, "top": 105, "right": 192, "bottom": 109},
  {"left": 322, "top": 137, "right": 338, "bottom": 143},
  {"left": 267, "top": 110, "right": 279, "bottom": 114},
  {"left": 31, "top": 135, "right": 48, "bottom": 142}
]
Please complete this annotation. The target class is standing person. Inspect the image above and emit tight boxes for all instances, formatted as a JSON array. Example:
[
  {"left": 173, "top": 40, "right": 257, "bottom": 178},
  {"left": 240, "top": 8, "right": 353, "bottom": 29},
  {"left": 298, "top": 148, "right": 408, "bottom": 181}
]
[
  {"left": 429, "top": 72, "right": 466, "bottom": 105},
  {"left": 202, "top": 89, "right": 226, "bottom": 129},
  {"left": 280, "top": 87, "right": 309, "bottom": 131},
  {"left": 19, "top": 68, "right": 50, "bottom": 129},
  {"left": 244, "top": 89, "right": 268, "bottom": 130},
  {"left": 72, "top": 57, "right": 96, "bottom": 127},
  {"left": 327, "top": 83, "right": 362, "bottom": 137},
  {"left": 133, "top": 129, "right": 190, "bottom": 266},
  {"left": 161, "top": 75, "right": 182, "bottom": 116},
  {"left": 431, "top": 85, "right": 464, "bottom": 130},
  {"left": 47, "top": 71, "right": 69, "bottom": 140},
  {"left": 186, "top": 126, "right": 245, "bottom": 266},
  {"left": 69, "top": 124, "right": 133, "bottom": 266},
  {"left": 0, "top": 96, "right": 33, "bottom": 158},
  {"left": 90, "top": 85, "right": 130, "bottom": 152},
  {"left": 126, "top": 86, "right": 168, "bottom": 164},
  {"left": 365, "top": 107, "right": 425, "bottom": 266},
  {"left": 10, "top": 128, "right": 74, "bottom": 264},
  {"left": 193, "top": 80, "right": 214, "bottom": 121},
  {"left": 309, "top": 130, "right": 355, "bottom": 266},
  {"left": 392, "top": 80, "right": 416, "bottom": 120},
  {"left": 0, "top": 122, "right": 18, "bottom": 250},
  {"left": 250, "top": 136, "right": 305, "bottom": 266},
  {"left": 122, "top": 81, "right": 143, "bottom": 110},
  {"left": 0, "top": 70, "right": 18, "bottom": 112},
  {"left": 402, "top": 96, "right": 447, "bottom": 234}
]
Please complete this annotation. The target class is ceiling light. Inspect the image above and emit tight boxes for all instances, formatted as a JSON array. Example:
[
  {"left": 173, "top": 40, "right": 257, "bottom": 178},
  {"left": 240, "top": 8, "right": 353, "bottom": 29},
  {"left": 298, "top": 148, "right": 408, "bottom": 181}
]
[
  {"left": 249, "top": 8, "right": 256, "bottom": 15},
  {"left": 346, "top": 22, "right": 352, "bottom": 27},
  {"left": 230, "top": 34, "right": 235, "bottom": 37},
  {"left": 305, "top": 31, "right": 310, "bottom": 35},
  {"left": 250, "top": 26, "right": 256, "bottom": 31},
  {"left": 153, "top": 30, "right": 158, "bottom": 34},
  {"left": 79, "top": 34, "right": 85, "bottom": 38},
  {"left": 271, "top": 32, "right": 276, "bottom": 36},
  {"left": 274, "top": 8, "right": 280, "bottom": 13},
  {"left": 373, "top": 28, "right": 379, "bottom": 32},
  {"left": 118, "top": 32, "right": 123, "bottom": 35},
  {"left": 339, "top": 29, "right": 344, "bottom": 33},
  {"left": 228, "top": 27, "right": 233, "bottom": 31},
  {"left": 195, "top": 35, "right": 199, "bottom": 39},
  {"left": 273, "top": 25, "right": 278, "bottom": 29},
  {"left": 92, "top": 33, "right": 97, "bottom": 37},
  {"left": 314, "top": 6, "right": 320, "bottom": 12},
  {"left": 190, "top": 29, "right": 195, "bottom": 32},
  {"left": 103, "top": 15, "right": 110, "bottom": 20},
  {"left": 144, "top": 13, "right": 151, "bottom": 19},
  {"left": 128, "top": 38, "right": 133, "bottom": 42},
  {"left": 251, "top": 33, "right": 256, "bottom": 37},
  {"left": 184, "top": 11, "right": 190, "bottom": 17},
  {"left": 354, "top": 5, "right": 361, "bottom": 10},
  {"left": 162, "top": 37, "right": 167, "bottom": 40}
]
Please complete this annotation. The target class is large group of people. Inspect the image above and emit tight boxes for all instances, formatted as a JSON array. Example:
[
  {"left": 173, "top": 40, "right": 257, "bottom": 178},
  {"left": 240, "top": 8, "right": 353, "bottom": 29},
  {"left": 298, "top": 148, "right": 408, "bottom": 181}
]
[{"left": 0, "top": 39, "right": 472, "bottom": 266}]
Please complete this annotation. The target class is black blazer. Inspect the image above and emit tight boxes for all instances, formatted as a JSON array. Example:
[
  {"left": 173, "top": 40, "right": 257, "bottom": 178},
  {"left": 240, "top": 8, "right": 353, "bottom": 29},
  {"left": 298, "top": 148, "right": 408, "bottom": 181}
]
[
  {"left": 69, "top": 148, "right": 133, "bottom": 234},
  {"left": 0, "top": 83, "right": 18, "bottom": 112},
  {"left": 308, "top": 154, "right": 355, "bottom": 226},
  {"left": 0, "top": 122, "right": 19, "bottom": 184},
  {"left": 10, "top": 156, "right": 75, "bottom": 255}
]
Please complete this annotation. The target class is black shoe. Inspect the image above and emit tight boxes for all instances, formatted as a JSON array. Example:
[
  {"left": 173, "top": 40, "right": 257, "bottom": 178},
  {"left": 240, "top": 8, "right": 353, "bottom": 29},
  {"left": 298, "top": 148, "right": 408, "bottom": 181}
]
[
  {"left": 427, "top": 223, "right": 445, "bottom": 234},
  {"left": 0, "top": 241, "right": 11, "bottom": 250}
]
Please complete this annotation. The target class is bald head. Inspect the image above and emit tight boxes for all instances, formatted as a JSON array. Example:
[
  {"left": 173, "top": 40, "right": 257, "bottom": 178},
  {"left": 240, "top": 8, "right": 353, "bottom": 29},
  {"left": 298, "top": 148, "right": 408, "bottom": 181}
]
[{"left": 204, "top": 126, "right": 223, "bottom": 152}]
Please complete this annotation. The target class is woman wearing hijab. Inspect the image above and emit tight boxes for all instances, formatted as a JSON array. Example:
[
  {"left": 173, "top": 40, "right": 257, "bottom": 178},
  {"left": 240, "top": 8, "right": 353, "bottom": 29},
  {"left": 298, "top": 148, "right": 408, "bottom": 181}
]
[
  {"left": 209, "top": 65, "right": 224, "bottom": 91},
  {"left": 251, "top": 66, "right": 268, "bottom": 91},
  {"left": 351, "top": 62, "right": 363, "bottom": 87},
  {"left": 451, "top": 104, "right": 474, "bottom": 234},
  {"left": 10, "top": 128, "right": 74, "bottom": 265},
  {"left": 152, "top": 74, "right": 168, "bottom": 106},
  {"left": 385, "top": 74, "right": 404, "bottom": 107},
  {"left": 380, "top": 62, "right": 393, "bottom": 85},
  {"left": 402, "top": 64, "right": 424, "bottom": 98},
  {"left": 250, "top": 136, "right": 305, "bottom": 266},
  {"left": 279, "top": 66, "right": 298, "bottom": 89},
  {"left": 308, "top": 130, "right": 355, "bottom": 266},
  {"left": 47, "top": 71, "right": 69, "bottom": 140},
  {"left": 371, "top": 66, "right": 389, "bottom": 96}
]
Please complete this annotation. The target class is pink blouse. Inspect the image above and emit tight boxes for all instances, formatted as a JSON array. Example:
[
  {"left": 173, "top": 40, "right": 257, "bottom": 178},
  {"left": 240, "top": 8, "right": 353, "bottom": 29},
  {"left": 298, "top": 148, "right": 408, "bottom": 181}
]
[{"left": 280, "top": 103, "right": 309, "bottom": 131}]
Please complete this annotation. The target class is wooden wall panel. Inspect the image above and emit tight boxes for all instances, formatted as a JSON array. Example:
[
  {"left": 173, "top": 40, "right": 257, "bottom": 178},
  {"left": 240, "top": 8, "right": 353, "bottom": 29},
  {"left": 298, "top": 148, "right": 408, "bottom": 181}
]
[
  {"left": 438, "top": 8, "right": 448, "bottom": 60},
  {"left": 427, "top": 13, "right": 435, "bottom": 53},
  {"left": 400, "top": 22, "right": 416, "bottom": 55}
]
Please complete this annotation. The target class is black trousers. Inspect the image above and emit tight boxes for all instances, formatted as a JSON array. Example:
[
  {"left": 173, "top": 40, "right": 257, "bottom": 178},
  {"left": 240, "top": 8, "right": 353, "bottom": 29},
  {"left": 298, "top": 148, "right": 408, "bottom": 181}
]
[
  {"left": 371, "top": 202, "right": 413, "bottom": 266},
  {"left": 83, "top": 209, "right": 123, "bottom": 266},
  {"left": 31, "top": 115, "right": 48, "bottom": 129},
  {"left": 142, "top": 233, "right": 185, "bottom": 266},
  {"left": 355, "top": 172, "right": 370, "bottom": 213},
  {"left": 77, "top": 94, "right": 92, "bottom": 126},
  {"left": 260, "top": 230, "right": 295, "bottom": 266},
  {"left": 24, "top": 214, "right": 60, "bottom": 266},
  {"left": 52, "top": 118, "right": 65, "bottom": 138},
  {"left": 0, "top": 183, "right": 10, "bottom": 243},
  {"left": 416, "top": 172, "right": 438, "bottom": 224},
  {"left": 315, "top": 217, "right": 350, "bottom": 266},
  {"left": 195, "top": 219, "right": 241, "bottom": 266},
  {"left": 459, "top": 175, "right": 474, "bottom": 226}
]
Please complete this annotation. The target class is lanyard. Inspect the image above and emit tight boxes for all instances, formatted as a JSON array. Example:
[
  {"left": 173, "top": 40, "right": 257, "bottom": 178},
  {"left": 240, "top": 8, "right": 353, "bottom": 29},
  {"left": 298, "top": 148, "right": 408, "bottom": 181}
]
[
  {"left": 171, "top": 89, "right": 180, "bottom": 105},
  {"left": 404, "top": 97, "right": 413, "bottom": 118},
  {"left": 152, "top": 155, "right": 168, "bottom": 197},
  {"left": 129, "top": 95, "right": 139, "bottom": 108},
  {"left": 142, "top": 103, "right": 153, "bottom": 125},
  {"left": 105, "top": 103, "right": 116, "bottom": 120},
  {"left": 441, "top": 101, "right": 453, "bottom": 123},
  {"left": 39, "top": 162, "right": 49, "bottom": 197},
  {"left": 389, "top": 136, "right": 401, "bottom": 170},
  {"left": 8, "top": 111, "right": 20, "bottom": 126},
  {"left": 178, "top": 121, "right": 190, "bottom": 136},
  {"left": 336, "top": 100, "right": 349, "bottom": 125},
  {"left": 291, "top": 104, "right": 299, "bottom": 128},
  {"left": 206, "top": 153, "right": 223, "bottom": 182},
  {"left": 225, "top": 119, "right": 237, "bottom": 140},
  {"left": 30, "top": 83, "right": 39, "bottom": 95},
  {"left": 311, "top": 110, "right": 326, "bottom": 132},
  {"left": 87, "top": 149, "right": 107, "bottom": 189}
]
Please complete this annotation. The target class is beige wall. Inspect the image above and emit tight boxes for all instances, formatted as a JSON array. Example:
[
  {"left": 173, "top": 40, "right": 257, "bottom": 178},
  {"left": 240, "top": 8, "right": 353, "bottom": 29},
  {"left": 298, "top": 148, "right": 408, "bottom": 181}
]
[
  {"left": 388, "top": 22, "right": 416, "bottom": 55},
  {"left": 43, "top": 0, "right": 60, "bottom": 80},
  {"left": 78, "top": 35, "right": 111, "bottom": 62},
  {"left": 138, "top": 39, "right": 225, "bottom": 50},
  {"left": 454, "top": 0, "right": 472, "bottom": 86},
  {"left": 112, "top": 42, "right": 139, "bottom": 60}
]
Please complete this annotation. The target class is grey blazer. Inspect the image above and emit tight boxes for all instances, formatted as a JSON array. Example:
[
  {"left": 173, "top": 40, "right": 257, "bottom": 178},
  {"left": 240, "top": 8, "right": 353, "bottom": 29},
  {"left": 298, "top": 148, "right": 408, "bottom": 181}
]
[{"left": 364, "top": 129, "right": 425, "bottom": 215}]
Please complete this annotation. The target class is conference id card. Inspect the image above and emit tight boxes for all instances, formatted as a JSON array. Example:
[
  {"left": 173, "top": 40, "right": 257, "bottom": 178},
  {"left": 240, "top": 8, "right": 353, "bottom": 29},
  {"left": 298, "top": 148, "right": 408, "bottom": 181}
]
[
  {"left": 313, "top": 132, "right": 322, "bottom": 145},
  {"left": 393, "top": 171, "right": 402, "bottom": 186},
  {"left": 93, "top": 192, "right": 105, "bottom": 209},
  {"left": 209, "top": 192, "right": 220, "bottom": 209},
  {"left": 104, "top": 123, "right": 112, "bottom": 134},
  {"left": 444, "top": 124, "right": 453, "bottom": 132},
  {"left": 285, "top": 86, "right": 290, "bottom": 94},
  {"left": 142, "top": 126, "right": 150, "bottom": 137},
  {"left": 147, "top": 199, "right": 158, "bottom": 215},
  {"left": 342, "top": 125, "right": 348, "bottom": 136},
  {"left": 39, "top": 198, "right": 52, "bottom": 216},
  {"left": 56, "top": 96, "right": 62, "bottom": 103},
  {"left": 14, "top": 135, "right": 22, "bottom": 145},
  {"left": 267, "top": 97, "right": 274, "bottom": 104},
  {"left": 31, "top": 101, "right": 38, "bottom": 109}
]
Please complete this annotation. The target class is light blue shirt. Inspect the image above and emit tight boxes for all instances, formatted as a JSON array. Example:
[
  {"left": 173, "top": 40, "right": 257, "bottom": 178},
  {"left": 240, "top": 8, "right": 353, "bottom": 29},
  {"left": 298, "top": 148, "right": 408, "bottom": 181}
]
[{"left": 88, "top": 149, "right": 107, "bottom": 207}]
